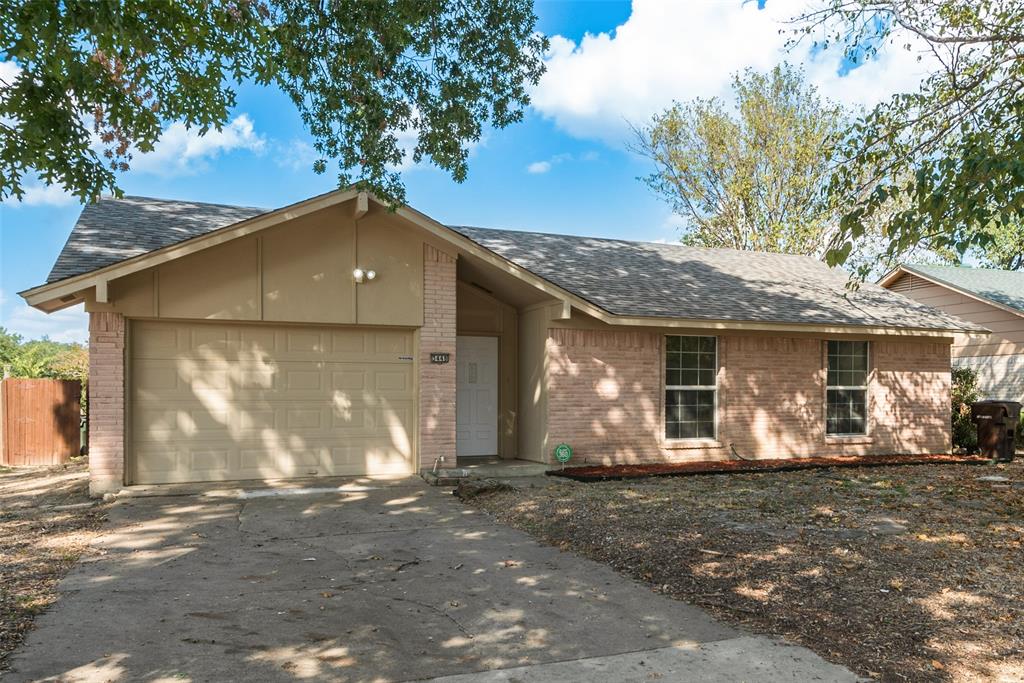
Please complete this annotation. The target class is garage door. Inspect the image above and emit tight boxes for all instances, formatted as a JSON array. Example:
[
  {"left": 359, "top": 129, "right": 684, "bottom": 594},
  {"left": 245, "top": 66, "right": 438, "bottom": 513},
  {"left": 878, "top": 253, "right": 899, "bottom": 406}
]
[{"left": 129, "top": 320, "right": 416, "bottom": 484}]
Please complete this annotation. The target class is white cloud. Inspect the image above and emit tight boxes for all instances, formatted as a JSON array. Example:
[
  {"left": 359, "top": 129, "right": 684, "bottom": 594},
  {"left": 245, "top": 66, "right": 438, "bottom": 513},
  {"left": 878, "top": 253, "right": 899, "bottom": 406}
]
[
  {"left": 525, "top": 152, "right": 593, "bottom": 174},
  {"left": 0, "top": 60, "right": 20, "bottom": 87},
  {"left": 527, "top": 160, "right": 552, "bottom": 174},
  {"left": 0, "top": 291, "right": 88, "bottom": 344},
  {"left": 531, "top": 0, "right": 934, "bottom": 144},
  {"left": 276, "top": 139, "right": 318, "bottom": 172},
  {"left": 3, "top": 179, "right": 77, "bottom": 208},
  {"left": 130, "top": 114, "right": 266, "bottom": 177}
]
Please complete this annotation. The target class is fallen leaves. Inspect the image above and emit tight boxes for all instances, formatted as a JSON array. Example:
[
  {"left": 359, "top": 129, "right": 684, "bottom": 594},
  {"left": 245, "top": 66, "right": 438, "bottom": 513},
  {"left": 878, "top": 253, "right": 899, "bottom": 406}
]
[
  {"left": 467, "top": 460, "right": 1024, "bottom": 682},
  {"left": 0, "top": 461, "right": 108, "bottom": 671}
]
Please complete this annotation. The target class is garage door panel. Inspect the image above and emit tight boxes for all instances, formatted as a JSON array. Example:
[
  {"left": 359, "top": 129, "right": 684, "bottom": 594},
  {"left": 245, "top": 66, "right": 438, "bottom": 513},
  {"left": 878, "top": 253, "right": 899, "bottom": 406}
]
[
  {"left": 132, "top": 323, "right": 180, "bottom": 357},
  {"left": 285, "top": 329, "right": 325, "bottom": 354},
  {"left": 132, "top": 405, "right": 233, "bottom": 441},
  {"left": 130, "top": 321, "right": 416, "bottom": 484}
]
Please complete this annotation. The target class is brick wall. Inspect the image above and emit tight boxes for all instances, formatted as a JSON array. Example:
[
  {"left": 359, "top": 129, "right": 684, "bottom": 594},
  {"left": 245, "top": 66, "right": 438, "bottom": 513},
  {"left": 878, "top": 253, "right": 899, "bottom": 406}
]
[
  {"left": 547, "top": 328, "right": 663, "bottom": 463},
  {"left": 88, "top": 311, "right": 125, "bottom": 496},
  {"left": 871, "top": 340, "right": 952, "bottom": 454},
  {"left": 546, "top": 327, "right": 952, "bottom": 465},
  {"left": 419, "top": 244, "right": 457, "bottom": 471}
]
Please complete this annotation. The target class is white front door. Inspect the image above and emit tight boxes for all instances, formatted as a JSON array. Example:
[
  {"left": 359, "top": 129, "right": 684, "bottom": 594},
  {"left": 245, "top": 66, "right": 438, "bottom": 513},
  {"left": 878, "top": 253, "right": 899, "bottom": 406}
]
[{"left": 456, "top": 336, "right": 499, "bottom": 457}]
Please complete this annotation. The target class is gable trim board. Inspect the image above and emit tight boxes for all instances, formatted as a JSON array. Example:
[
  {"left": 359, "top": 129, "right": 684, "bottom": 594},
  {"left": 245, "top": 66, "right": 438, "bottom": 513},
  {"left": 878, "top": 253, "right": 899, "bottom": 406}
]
[{"left": 24, "top": 193, "right": 974, "bottom": 494}]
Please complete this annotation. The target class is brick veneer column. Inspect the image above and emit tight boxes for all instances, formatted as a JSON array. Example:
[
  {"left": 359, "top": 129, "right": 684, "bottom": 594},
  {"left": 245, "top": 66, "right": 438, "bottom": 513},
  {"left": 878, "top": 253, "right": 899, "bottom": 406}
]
[
  {"left": 88, "top": 311, "right": 125, "bottom": 496},
  {"left": 419, "top": 244, "right": 457, "bottom": 471}
]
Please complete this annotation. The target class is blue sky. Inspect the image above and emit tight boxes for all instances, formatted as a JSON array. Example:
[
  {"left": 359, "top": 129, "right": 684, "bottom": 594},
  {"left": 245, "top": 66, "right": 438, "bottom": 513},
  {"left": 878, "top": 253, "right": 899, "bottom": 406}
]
[{"left": 0, "top": 0, "right": 929, "bottom": 344}]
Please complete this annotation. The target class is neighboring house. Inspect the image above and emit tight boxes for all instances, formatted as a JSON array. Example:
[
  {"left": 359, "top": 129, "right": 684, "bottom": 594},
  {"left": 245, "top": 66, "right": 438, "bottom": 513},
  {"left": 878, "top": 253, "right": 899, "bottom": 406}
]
[
  {"left": 21, "top": 190, "right": 981, "bottom": 495},
  {"left": 880, "top": 263, "right": 1024, "bottom": 402}
]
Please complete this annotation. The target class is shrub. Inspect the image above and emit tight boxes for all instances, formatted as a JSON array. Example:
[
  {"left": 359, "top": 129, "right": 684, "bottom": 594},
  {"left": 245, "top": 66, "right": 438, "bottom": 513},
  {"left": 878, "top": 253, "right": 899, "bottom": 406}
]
[
  {"left": 1018, "top": 415, "right": 1024, "bottom": 451},
  {"left": 951, "top": 366, "right": 980, "bottom": 452}
]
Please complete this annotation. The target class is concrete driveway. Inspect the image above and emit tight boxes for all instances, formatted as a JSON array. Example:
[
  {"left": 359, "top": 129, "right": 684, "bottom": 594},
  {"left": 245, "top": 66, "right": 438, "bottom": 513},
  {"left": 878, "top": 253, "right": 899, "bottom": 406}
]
[{"left": 7, "top": 479, "right": 857, "bottom": 682}]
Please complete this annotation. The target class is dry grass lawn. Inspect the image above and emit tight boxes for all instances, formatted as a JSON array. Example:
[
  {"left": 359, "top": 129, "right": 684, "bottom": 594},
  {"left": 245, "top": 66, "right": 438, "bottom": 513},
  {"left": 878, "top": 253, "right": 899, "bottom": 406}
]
[
  {"left": 465, "top": 461, "right": 1024, "bottom": 682},
  {"left": 0, "top": 460, "right": 107, "bottom": 670}
]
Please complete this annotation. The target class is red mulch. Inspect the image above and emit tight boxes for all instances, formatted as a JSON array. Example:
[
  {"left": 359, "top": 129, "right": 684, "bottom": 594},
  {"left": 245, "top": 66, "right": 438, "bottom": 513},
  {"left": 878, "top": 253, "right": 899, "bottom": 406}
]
[{"left": 548, "top": 453, "right": 991, "bottom": 481}]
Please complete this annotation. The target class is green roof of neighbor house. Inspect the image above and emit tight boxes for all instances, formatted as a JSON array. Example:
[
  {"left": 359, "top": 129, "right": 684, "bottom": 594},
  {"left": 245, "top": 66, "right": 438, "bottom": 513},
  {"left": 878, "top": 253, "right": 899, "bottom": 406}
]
[{"left": 898, "top": 263, "right": 1024, "bottom": 314}]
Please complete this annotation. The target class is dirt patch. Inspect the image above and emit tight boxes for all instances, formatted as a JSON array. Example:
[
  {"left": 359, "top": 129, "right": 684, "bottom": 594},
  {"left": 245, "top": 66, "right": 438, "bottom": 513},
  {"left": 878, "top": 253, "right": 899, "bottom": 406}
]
[
  {"left": 0, "top": 459, "right": 108, "bottom": 669},
  {"left": 454, "top": 478, "right": 516, "bottom": 500},
  {"left": 466, "top": 461, "right": 1024, "bottom": 682},
  {"left": 552, "top": 453, "right": 989, "bottom": 481}
]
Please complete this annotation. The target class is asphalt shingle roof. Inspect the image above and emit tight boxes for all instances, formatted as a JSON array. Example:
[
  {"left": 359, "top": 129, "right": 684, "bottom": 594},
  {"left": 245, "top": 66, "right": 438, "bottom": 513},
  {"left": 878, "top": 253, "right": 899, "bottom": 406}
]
[
  {"left": 904, "top": 263, "right": 1024, "bottom": 314},
  {"left": 46, "top": 196, "right": 268, "bottom": 283},
  {"left": 451, "top": 226, "right": 983, "bottom": 331},
  {"left": 37, "top": 195, "right": 980, "bottom": 332}
]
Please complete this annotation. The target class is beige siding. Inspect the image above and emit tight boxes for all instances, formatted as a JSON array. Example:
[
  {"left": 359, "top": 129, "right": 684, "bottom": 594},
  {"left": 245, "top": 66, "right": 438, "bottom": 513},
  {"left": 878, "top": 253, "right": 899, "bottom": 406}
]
[
  {"left": 261, "top": 207, "right": 356, "bottom": 324},
  {"left": 157, "top": 238, "right": 260, "bottom": 320},
  {"left": 356, "top": 212, "right": 425, "bottom": 327},
  {"left": 456, "top": 281, "right": 518, "bottom": 458},
  {"left": 887, "top": 273, "right": 1024, "bottom": 357},
  {"left": 517, "top": 305, "right": 552, "bottom": 462},
  {"left": 88, "top": 204, "right": 425, "bottom": 328},
  {"left": 955, "top": 355, "right": 1024, "bottom": 402}
]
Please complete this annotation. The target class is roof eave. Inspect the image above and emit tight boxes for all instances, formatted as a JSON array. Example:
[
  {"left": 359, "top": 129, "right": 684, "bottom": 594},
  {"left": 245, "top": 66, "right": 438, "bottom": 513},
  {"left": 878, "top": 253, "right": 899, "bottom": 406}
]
[{"left": 585, "top": 313, "right": 980, "bottom": 338}]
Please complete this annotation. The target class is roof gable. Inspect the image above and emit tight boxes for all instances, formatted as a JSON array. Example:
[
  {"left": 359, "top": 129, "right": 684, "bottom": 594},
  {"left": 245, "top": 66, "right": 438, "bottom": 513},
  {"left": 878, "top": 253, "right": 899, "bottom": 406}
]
[
  {"left": 899, "top": 263, "right": 1024, "bottom": 314},
  {"left": 47, "top": 196, "right": 267, "bottom": 283},
  {"left": 24, "top": 194, "right": 984, "bottom": 334}
]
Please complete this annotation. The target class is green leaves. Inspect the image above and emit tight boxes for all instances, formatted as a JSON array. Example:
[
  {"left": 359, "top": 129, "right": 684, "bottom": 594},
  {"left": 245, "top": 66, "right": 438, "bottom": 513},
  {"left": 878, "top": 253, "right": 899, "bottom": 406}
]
[
  {"left": 0, "top": 0, "right": 546, "bottom": 205},
  {"left": 795, "top": 0, "right": 1024, "bottom": 273},
  {"left": 632, "top": 64, "right": 849, "bottom": 259}
]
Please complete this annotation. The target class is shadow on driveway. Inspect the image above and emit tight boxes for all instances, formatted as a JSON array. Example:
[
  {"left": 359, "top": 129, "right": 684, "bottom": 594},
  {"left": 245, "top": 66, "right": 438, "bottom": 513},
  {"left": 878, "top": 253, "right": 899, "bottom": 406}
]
[{"left": 6, "top": 480, "right": 856, "bottom": 682}]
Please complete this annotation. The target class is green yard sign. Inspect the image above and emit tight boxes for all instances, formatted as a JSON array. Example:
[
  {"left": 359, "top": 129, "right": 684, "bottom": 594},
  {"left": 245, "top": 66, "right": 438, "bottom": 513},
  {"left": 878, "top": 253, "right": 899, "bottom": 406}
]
[{"left": 554, "top": 443, "right": 573, "bottom": 464}]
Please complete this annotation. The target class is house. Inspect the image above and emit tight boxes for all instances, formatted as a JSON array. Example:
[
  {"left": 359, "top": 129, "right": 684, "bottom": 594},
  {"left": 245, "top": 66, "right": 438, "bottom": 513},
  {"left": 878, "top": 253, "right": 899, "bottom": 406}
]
[
  {"left": 880, "top": 263, "right": 1024, "bottom": 402},
  {"left": 21, "top": 190, "right": 983, "bottom": 495}
]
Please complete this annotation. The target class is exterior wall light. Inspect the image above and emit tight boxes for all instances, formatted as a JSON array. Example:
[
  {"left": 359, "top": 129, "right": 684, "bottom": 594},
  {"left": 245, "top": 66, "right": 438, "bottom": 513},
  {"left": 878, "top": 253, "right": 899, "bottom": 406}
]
[{"left": 353, "top": 268, "right": 377, "bottom": 283}]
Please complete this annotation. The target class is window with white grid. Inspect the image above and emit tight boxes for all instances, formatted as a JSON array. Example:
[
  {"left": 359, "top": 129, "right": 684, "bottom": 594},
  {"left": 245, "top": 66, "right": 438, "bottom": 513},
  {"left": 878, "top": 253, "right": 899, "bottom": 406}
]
[
  {"left": 826, "top": 340, "right": 869, "bottom": 435},
  {"left": 665, "top": 335, "right": 717, "bottom": 440}
]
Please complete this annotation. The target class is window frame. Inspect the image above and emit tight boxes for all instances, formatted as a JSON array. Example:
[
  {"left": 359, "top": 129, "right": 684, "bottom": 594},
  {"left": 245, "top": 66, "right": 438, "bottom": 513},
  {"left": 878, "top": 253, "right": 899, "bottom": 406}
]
[
  {"left": 825, "top": 340, "right": 870, "bottom": 437},
  {"left": 663, "top": 335, "right": 719, "bottom": 442}
]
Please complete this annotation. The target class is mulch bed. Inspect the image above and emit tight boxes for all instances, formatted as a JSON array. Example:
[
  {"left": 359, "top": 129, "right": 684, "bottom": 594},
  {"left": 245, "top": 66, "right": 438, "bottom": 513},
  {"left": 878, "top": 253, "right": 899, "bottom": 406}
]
[{"left": 550, "top": 453, "right": 991, "bottom": 481}]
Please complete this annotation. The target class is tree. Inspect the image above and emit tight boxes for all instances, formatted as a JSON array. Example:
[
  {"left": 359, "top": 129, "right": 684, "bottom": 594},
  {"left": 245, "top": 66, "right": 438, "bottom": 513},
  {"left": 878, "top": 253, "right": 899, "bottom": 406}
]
[
  {"left": 0, "top": 328, "right": 88, "bottom": 381},
  {"left": 790, "top": 0, "right": 1024, "bottom": 276},
  {"left": 951, "top": 365, "right": 980, "bottom": 452},
  {"left": 631, "top": 64, "right": 850, "bottom": 257},
  {"left": 1, "top": 1, "right": 547, "bottom": 204},
  {"left": 978, "top": 221, "right": 1024, "bottom": 270},
  {"left": 0, "top": 328, "right": 21, "bottom": 375}
]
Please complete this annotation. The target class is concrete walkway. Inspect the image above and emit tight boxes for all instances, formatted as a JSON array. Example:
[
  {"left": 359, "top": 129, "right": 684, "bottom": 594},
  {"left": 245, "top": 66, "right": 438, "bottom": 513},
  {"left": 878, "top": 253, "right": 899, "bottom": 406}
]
[{"left": 6, "top": 480, "right": 858, "bottom": 682}]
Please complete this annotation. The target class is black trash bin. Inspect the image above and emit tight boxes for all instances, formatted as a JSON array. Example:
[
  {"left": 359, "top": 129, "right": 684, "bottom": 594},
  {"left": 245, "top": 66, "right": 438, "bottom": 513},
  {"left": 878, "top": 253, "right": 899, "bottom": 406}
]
[{"left": 970, "top": 400, "right": 1022, "bottom": 462}]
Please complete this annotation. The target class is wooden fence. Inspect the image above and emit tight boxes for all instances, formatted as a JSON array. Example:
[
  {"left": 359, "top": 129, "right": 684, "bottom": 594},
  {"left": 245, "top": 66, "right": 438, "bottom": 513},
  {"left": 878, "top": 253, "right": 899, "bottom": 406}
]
[{"left": 0, "top": 379, "right": 81, "bottom": 466}]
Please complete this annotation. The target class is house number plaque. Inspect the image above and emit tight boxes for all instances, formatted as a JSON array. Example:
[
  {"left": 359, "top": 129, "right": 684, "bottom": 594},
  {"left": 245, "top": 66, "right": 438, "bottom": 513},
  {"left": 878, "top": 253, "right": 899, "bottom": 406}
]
[{"left": 430, "top": 352, "right": 450, "bottom": 364}]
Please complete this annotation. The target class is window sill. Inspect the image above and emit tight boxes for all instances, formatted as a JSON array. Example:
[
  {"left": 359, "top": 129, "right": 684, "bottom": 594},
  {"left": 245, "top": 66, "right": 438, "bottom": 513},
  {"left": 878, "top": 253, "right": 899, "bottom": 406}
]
[
  {"left": 662, "top": 439, "right": 725, "bottom": 450},
  {"left": 825, "top": 435, "right": 873, "bottom": 446}
]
